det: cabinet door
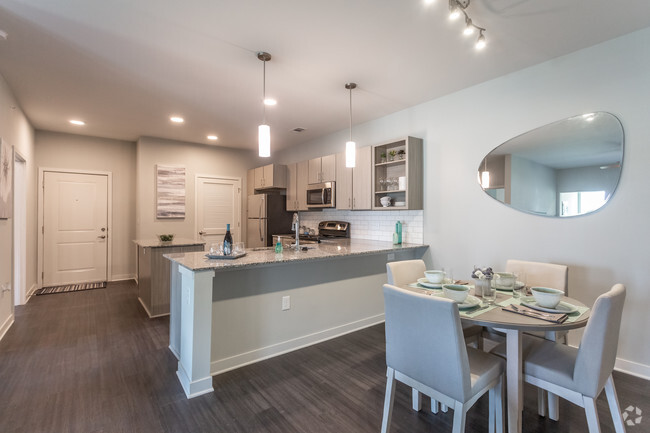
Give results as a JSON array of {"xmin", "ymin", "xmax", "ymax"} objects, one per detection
[
  {"xmin": 335, "ymin": 152, "xmax": 352, "ymax": 210},
  {"xmin": 353, "ymin": 146, "xmax": 372, "ymax": 210},
  {"xmin": 308, "ymin": 157, "xmax": 321, "ymax": 184},
  {"xmin": 297, "ymin": 160, "xmax": 309, "ymax": 210},
  {"xmin": 254, "ymin": 166, "xmax": 265, "ymax": 188},
  {"xmin": 286, "ymin": 163, "xmax": 298, "ymax": 211},
  {"xmin": 321, "ymin": 154, "xmax": 336, "ymax": 182},
  {"xmin": 247, "ymin": 168, "xmax": 255, "ymax": 195}
]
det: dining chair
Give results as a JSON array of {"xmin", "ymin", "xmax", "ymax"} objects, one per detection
[
  {"xmin": 521, "ymin": 283, "xmax": 626, "ymax": 433},
  {"xmin": 488, "ymin": 259, "xmax": 569, "ymax": 418},
  {"xmin": 381, "ymin": 284, "xmax": 504, "ymax": 433},
  {"xmin": 386, "ymin": 260, "xmax": 484, "ymax": 414}
]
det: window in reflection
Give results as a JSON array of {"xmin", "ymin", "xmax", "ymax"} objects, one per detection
[{"xmin": 560, "ymin": 191, "xmax": 607, "ymax": 217}]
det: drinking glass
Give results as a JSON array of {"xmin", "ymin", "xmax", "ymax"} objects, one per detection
[
  {"xmin": 209, "ymin": 242, "xmax": 223, "ymax": 256},
  {"xmin": 513, "ymin": 272, "xmax": 526, "ymax": 299},
  {"xmin": 442, "ymin": 267, "xmax": 453, "ymax": 284},
  {"xmin": 234, "ymin": 242, "xmax": 245, "ymax": 255},
  {"xmin": 483, "ymin": 283, "xmax": 496, "ymax": 305},
  {"xmin": 379, "ymin": 177, "xmax": 385, "ymax": 191}
]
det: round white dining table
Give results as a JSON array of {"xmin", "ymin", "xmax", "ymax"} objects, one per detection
[{"xmin": 460, "ymin": 290, "xmax": 590, "ymax": 433}]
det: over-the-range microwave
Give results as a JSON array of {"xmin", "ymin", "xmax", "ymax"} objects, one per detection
[{"xmin": 306, "ymin": 182, "xmax": 335, "ymax": 208}]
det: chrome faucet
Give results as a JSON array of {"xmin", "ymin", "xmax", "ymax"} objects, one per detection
[{"xmin": 292, "ymin": 212, "xmax": 300, "ymax": 249}]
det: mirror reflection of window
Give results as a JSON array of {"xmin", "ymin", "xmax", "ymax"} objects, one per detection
[{"xmin": 559, "ymin": 191, "xmax": 607, "ymax": 217}]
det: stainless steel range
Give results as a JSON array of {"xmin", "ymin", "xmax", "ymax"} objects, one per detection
[{"xmin": 272, "ymin": 220, "xmax": 350, "ymax": 246}]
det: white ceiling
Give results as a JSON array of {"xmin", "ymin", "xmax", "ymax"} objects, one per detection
[{"xmin": 1, "ymin": 0, "xmax": 650, "ymax": 152}]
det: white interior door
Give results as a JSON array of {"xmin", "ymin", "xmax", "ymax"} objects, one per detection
[
  {"xmin": 196, "ymin": 176, "xmax": 241, "ymax": 246},
  {"xmin": 43, "ymin": 172, "xmax": 108, "ymax": 286},
  {"xmin": 13, "ymin": 155, "xmax": 26, "ymax": 304}
]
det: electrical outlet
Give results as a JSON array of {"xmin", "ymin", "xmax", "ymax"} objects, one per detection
[
  {"xmin": 282, "ymin": 295, "xmax": 290, "ymax": 311},
  {"xmin": 387, "ymin": 253, "xmax": 395, "ymax": 261}
]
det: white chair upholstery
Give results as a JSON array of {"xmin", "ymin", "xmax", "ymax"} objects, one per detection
[
  {"xmin": 381, "ymin": 284, "xmax": 504, "ymax": 433},
  {"xmin": 386, "ymin": 260, "xmax": 483, "ymax": 414},
  {"xmin": 522, "ymin": 284, "xmax": 626, "ymax": 433}
]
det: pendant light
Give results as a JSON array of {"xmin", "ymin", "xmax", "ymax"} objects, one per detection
[
  {"xmin": 481, "ymin": 158, "xmax": 490, "ymax": 189},
  {"xmin": 257, "ymin": 52, "xmax": 272, "ymax": 157},
  {"xmin": 345, "ymin": 83, "xmax": 357, "ymax": 168}
]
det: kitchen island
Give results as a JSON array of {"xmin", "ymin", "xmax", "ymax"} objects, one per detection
[{"xmin": 165, "ymin": 239, "xmax": 428, "ymax": 398}]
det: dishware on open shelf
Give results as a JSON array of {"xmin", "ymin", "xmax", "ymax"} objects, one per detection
[
  {"xmin": 380, "ymin": 196, "xmax": 392, "ymax": 207},
  {"xmin": 531, "ymin": 286, "xmax": 564, "ymax": 308}
]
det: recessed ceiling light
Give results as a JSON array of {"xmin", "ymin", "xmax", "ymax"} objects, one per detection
[
  {"xmin": 170, "ymin": 116, "xmax": 184, "ymax": 123},
  {"xmin": 207, "ymin": 135, "xmax": 218, "ymax": 140},
  {"xmin": 69, "ymin": 119, "xmax": 85, "ymax": 126},
  {"xmin": 263, "ymin": 98, "xmax": 277, "ymax": 106}
]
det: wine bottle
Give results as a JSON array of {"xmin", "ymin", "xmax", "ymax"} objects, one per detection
[{"xmin": 223, "ymin": 224, "xmax": 233, "ymax": 255}]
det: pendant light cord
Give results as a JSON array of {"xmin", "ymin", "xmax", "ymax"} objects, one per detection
[
  {"xmin": 348, "ymin": 87, "xmax": 353, "ymax": 141},
  {"xmin": 262, "ymin": 59, "xmax": 266, "ymax": 124}
]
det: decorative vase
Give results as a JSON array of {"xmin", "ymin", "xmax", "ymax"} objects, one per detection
[{"xmin": 473, "ymin": 278, "xmax": 491, "ymax": 297}]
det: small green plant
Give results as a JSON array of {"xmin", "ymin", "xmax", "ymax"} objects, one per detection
[
  {"xmin": 159, "ymin": 234, "xmax": 174, "ymax": 242},
  {"xmin": 389, "ymin": 150, "xmax": 397, "ymax": 157},
  {"xmin": 397, "ymin": 149, "xmax": 406, "ymax": 157}
]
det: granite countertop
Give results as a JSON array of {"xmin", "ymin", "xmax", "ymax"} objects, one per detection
[
  {"xmin": 133, "ymin": 238, "xmax": 206, "ymax": 248},
  {"xmin": 164, "ymin": 239, "xmax": 428, "ymax": 272}
]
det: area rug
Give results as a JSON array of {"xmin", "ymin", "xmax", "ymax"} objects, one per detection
[{"xmin": 35, "ymin": 281, "xmax": 107, "ymax": 295}]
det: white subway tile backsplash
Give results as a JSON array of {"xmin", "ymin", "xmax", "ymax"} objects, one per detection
[{"xmin": 298, "ymin": 209, "xmax": 424, "ymax": 244}]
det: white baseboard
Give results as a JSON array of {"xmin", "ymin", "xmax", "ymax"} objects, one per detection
[
  {"xmin": 110, "ymin": 274, "xmax": 135, "ymax": 282},
  {"xmin": 615, "ymin": 358, "xmax": 650, "ymax": 380},
  {"xmin": 0, "ymin": 313, "xmax": 15, "ymax": 342},
  {"xmin": 25, "ymin": 283, "xmax": 38, "ymax": 301},
  {"xmin": 210, "ymin": 314, "xmax": 385, "ymax": 376}
]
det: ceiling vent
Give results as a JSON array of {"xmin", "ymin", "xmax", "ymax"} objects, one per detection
[{"xmin": 292, "ymin": 127, "xmax": 306, "ymax": 132}]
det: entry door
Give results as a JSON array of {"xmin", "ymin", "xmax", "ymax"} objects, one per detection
[
  {"xmin": 196, "ymin": 176, "xmax": 241, "ymax": 246},
  {"xmin": 43, "ymin": 172, "xmax": 108, "ymax": 285}
]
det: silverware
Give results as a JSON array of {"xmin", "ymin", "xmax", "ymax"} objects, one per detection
[{"xmin": 510, "ymin": 304, "xmax": 554, "ymax": 318}]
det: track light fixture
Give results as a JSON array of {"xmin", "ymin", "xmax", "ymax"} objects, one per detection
[{"xmin": 448, "ymin": 0, "xmax": 487, "ymax": 50}]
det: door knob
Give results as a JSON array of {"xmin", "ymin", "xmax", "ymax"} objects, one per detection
[{"xmin": 98, "ymin": 235, "xmax": 106, "ymax": 239}]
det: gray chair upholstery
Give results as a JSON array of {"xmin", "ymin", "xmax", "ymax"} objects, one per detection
[
  {"xmin": 386, "ymin": 260, "xmax": 483, "ymax": 414},
  {"xmin": 381, "ymin": 284, "xmax": 504, "ymax": 433},
  {"xmin": 522, "ymin": 284, "xmax": 626, "ymax": 433}
]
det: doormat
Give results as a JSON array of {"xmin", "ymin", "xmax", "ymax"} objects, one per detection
[{"xmin": 35, "ymin": 281, "xmax": 107, "ymax": 295}]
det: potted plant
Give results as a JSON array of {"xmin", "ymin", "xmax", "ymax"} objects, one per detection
[
  {"xmin": 471, "ymin": 266, "xmax": 494, "ymax": 298},
  {"xmin": 380, "ymin": 152, "xmax": 387, "ymax": 163},
  {"xmin": 397, "ymin": 149, "xmax": 406, "ymax": 160},
  {"xmin": 388, "ymin": 150, "xmax": 397, "ymax": 161}
]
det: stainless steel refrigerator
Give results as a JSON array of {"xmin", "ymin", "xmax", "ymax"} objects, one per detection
[{"xmin": 247, "ymin": 194, "xmax": 293, "ymax": 248}]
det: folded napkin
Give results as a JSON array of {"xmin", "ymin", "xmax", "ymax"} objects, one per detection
[{"xmin": 502, "ymin": 304, "xmax": 568, "ymax": 323}]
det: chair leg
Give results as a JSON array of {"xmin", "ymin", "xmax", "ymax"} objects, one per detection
[
  {"xmin": 489, "ymin": 386, "xmax": 495, "ymax": 433},
  {"xmin": 452, "ymin": 401, "xmax": 466, "ymax": 433},
  {"xmin": 412, "ymin": 388, "xmax": 422, "ymax": 412},
  {"xmin": 441, "ymin": 403, "xmax": 449, "ymax": 413},
  {"xmin": 495, "ymin": 376, "xmax": 505, "ymax": 433},
  {"xmin": 548, "ymin": 392, "xmax": 560, "ymax": 421},
  {"xmin": 431, "ymin": 397, "xmax": 440, "ymax": 414},
  {"xmin": 584, "ymin": 396, "xmax": 602, "ymax": 433},
  {"xmin": 537, "ymin": 388, "xmax": 547, "ymax": 417},
  {"xmin": 381, "ymin": 368, "xmax": 396, "ymax": 433},
  {"xmin": 604, "ymin": 375, "xmax": 626, "ymax": 433}
]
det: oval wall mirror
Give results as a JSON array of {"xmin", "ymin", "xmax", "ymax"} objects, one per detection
[{"xmin": 478, "ymin": 112, "xmax": 624, "ymax": 217}]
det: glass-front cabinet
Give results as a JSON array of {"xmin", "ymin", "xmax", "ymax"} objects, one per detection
[{"xmin": 372, "ymin": 136, "xmax": 423, "ymax": 210}]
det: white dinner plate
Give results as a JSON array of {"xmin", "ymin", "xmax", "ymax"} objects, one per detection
[
  {"xmin": 417, "ymin": 278, "xmax": 443, "ymax": 289},
  {"xmin": 521, "ymin": 299, "xmax": 578, "ymax": 314},
  {"xmin": 453, "ymin": 295, "xmax": 481, "ymax": 310}
]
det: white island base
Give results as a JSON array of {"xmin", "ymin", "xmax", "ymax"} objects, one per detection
[{"xmin": 166, "ymin": 240, "xmax": 428, "ymax": 398}]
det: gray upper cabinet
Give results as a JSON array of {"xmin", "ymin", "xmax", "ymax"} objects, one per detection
[
  {"xmin": 335, "ymin": 146, "xmax": 372, "ymax": 210},
  {"xmin": 372, "ymin": 137, "xmax": 423, "ymax": 210},
  {"xmin": 308, "ymin": 154, "xmax": 336, "ymax": 184},
  {"xmin": 250, "ymin": 164, "xmax": 287, "ymax": 190}
]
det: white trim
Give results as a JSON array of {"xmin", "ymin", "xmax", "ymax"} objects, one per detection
[
  {"xmin": 210, "ymin": 314, "xmax": 385, "ymax": 376},
  {"xmin": 13, "ymin": 149, "xmax": 27, "ymax": 306},
  {"xmin": 38, "ymin": 168, "xmax": 113, "ymax": 288},
  {"xmin": 194, "ymin": 174, "xmax": 242, "ymax": 242},
  {"xmin": 614, "ymin": 357, "xmax": 650, "ymax": 380},
  {"xmin": 26, "ymin": 283, "xmax": 37, "ymax": 301},
  {"xmin": 0, "ymin": 313, "xmax": 14, "ymax": 342},
  {"xmin": 110, "ymin": 274, "xmax": 135, "ymax": 282}
]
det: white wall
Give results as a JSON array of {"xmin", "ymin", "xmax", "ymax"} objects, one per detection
[
  {"xmin": 0, "ymin": 74, "xmax": 35, "ymax": 338},
  {"xmin": 135, "ymin": 137, "xmax": 255, "ymax": 242},
  {"xmin": 278, "ymin": 28, "xmax": 650, "ymax": 378},
  {"xmin": 511, "ymin": 155, "xmax": 556, "ymax": 216},
  {"xmin": 35, "ymin": 131, "xmax": 137, "ymax": 280}
]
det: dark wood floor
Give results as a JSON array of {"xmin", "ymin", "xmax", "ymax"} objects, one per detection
[{"xmin": 0, "ymin": 280, "xmax": 647, "ymax": 433}]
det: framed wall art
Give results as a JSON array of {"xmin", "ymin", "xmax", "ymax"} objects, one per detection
[{"xmin": 156, "ymin": 164, "xmax": 185, "ymax": 219}]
